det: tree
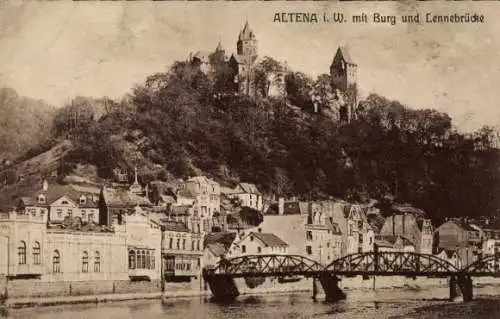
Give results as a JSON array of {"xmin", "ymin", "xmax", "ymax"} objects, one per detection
[{"xmin": 285, "ymin": 71, "xmax": 314, "ymax": 110}]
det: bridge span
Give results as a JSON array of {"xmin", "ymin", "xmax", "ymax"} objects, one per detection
[{"xmin": 202, "ymin": 252, "xmax": 500, "ymax": 302}]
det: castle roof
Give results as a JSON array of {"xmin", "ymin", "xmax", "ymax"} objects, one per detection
[
  {"xmin": 337, "ymin": 46, "xmax": 356, "ymax": 66},
  {"xmin": 239, "ymin": 21, "xmax": 255, "ymax": 40}
]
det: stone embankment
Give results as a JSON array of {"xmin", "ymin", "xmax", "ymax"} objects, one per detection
[{"xmin": 3, "ymin": 277, "xmax": 500, "ymax": 309}]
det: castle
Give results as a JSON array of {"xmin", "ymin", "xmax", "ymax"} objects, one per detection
[{"xmin": 188, "ymin": 21, "xmax": 359, "ymax": 122}]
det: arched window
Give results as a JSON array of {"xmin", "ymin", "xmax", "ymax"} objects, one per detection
[
  {"xmin": 128, "ymin": 250, "xmax": 136, "ymax": 269},
  {"xmin": 52, "ymin": 250, "xmax": 61, "ymax": 273},
  {"xmin": 182, "ymin": 239, "xmax": 186, "ymax": 250},
  {"xmin": 18, "ymin": 241, "xmax": 26, "ymax": 265},
  {"xmin": 82, "ymin": 251, "xmax": 89, "ymax": 273},
  {"xmin": 33, "ymin": 241, "xmax": 41, "ymax": 265},
  {"xmin": 94, "ymin": 251, "xmax": 100, "ymax": 272},
  {"xmin": 196, "ymin": 240, "xmax": 200, "ymax": 251}
]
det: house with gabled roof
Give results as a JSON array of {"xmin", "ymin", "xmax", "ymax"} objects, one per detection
[{"xmin": 229, "ymin": 230, "xmax": 289, "ymax": 256}]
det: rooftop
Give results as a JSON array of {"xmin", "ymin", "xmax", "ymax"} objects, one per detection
[{"xmin": 250, "ymin": 232, "xmax": 288, "ymax": 247}]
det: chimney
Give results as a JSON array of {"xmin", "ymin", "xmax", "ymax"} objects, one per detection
[
  {"xmin": 42, "ymin": 179, "xmax": 49, "ymax": 192},
  {"xmin": 278, "ymin": 197, "xmax": 285, "ymax": 216}
]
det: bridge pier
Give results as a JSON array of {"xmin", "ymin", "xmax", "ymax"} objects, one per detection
[
  {"xmin": 318, "ymin": 274, "xmax": 346, "ymax": 302},
  {"xmin": 204, "ymin": 274, "xmax": 240, "ymax": 301},
  {"xmin": 449, "ymin": 276, "xmax": 459, "ymax": 300},
  {"xmin": 459, "ymin": 276, "xmax": 473, "ymax": 302}
]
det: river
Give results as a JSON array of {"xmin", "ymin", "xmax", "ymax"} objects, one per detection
[{"xmin": 3, "ymin": 285, "xmax": 500, "ymax": 319}]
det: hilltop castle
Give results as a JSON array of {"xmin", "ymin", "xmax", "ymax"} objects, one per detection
[{"xmin": 188, "ymin": 21, "xmax": 359, "ymax": 122}]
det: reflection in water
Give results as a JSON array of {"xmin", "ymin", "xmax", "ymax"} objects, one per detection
[{"xmin": 4, "ymin": 286, "xmax": 500, "ymax": 319}]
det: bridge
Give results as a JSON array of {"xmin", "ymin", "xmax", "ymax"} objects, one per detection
[{"xmin": 203, "ymin": 252, "xmax": 500, "ymax": 302}]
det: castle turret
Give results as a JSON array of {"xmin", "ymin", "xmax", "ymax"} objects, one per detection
[
  {"xmin": 330, "ymin": 46, "xmax": 358, "ymax": 122},
  {"xmin": 237, "ymin": 21, "xmax": 258, "ymax": 64}
]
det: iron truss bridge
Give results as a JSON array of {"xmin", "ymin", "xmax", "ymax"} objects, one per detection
[{"xmin": 204, "ymin": 252, "xmax": 500, "ymax": 278}]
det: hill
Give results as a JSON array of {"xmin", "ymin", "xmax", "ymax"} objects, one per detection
[
  {"xmin": 1, "ymin": 59, "xmax": 499, "ymax": 222},
  {"xmin": 0, "ymin": 86, "xmax": 56, "ymax": 162}
]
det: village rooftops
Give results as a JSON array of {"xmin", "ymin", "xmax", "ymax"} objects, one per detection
[
  {"xmin": 101, "ymin": 186, "xmax": 152, "ymax": 207},
  {"xmin": 232, "ymin": 183, "xmax": 261, "ymax": 195},
  {"xmin": 204, "ymin": 231, "xmax": 237, "ymax": 249},
  {"xmin": 390, "ymin": 203, "xmax": 426, "ymax": 218},
  {"xmin": 248, "ymin": 232, "xmax": 289, "ymax": 247},
  {"xmin": 20, "ymin": 182, "xmax": 99, "ymax": 209},
  {"xmin": 206, "ymin": 243, "xmax": 227, "ymax": 257}
]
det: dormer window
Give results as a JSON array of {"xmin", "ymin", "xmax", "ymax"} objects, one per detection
[
  {"xmin": 37, "ymin": 194, "xmax": 46, "ymax": 204},
  {"xmin": 79, "ymin": 196, "xmax": 86, "ymax": 205}
]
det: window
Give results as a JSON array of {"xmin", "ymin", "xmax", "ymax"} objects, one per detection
[
  {"xmin": 306, "ymin": 231, "xmax": 313, "ymax": 240},
  {"xmin": 250, "ymin": 236, "xmax": 254, "ymax": 241},
  {"xmin": 146, "ymin": 251, "xmax": 151, "ymax": 269},
  {"xmin": 82, "ymin": 210, "xmax": 86, "ymax": 219},
  {"xmin": 52, "ymin": 250, "xmax": 61, "ymax": 273},
  {"xmin": 88, "ymin": 213, "xmax": 94, "ymax": 222},
  {"xmin": 151, "ymin": 253, "xmax": 155, "ymax": 270},
  {"xmin": 94, "ymin": 251, "xmax": 101, "ymax": 272},
  {"xmin": 82, "ymin": 251, "xmax": 89, "ymax": 273},
  {"xmin": 169, "ymin": 238, "xmax": 173, "ymax": 249},
  {"xmin": 197, "ymin": 240, "xmax": 200, "ymax": 251},
  {"xmin": 57, "ymin": 209, "xmax": 62, "ymax": 218},
  {"xmin": 191, "ymin": 240, "xmax": 195, "ymax": 251},
  {"xmin": 177, "ymin": 239, "xmax": 180, "ymax": 250},
  {"xmin": 242, "ymin": 245, "xmax": 246, "ymax": 253},
  {"xmin": 306, "ymin": 245, "xmax": 312, "ymax": 255},
  {"xmin": 182, "ymin": 239, "xmax": 186, "ymax": 250},
  {"xmin": 67, "ymin": 209, "xmax": 73, "ymax": 218},
  {"xmin": 33, "ymin": 241, "xmax": 41, "ymax": 265},
  {"xmin": 18, "ymin": 241, "xmax": 26, "ymax": 265},
  {"xmin": 257, "ymin": 247, "xmax": 262, "ymax": 253},
  {"xmin": 38, "ymin": 194, "xmax": 46, "ymax": 204},
  {"xmin": 61, "ymin": 200, "xmax": 69, "ymax": 205}
]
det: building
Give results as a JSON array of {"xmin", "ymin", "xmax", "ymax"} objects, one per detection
[
  {"xmin": 149, "ymin": 209, "xmax": 204, "ymax": 282},
  {"xmin": 379, "ymin": 206, "xmax": 433, "ymax": 255},
  {"xmin": 99, "ymin": 184, "xmax": 152, "ymax": 226},
  {"xmin": 482, "ymin": 227, "xmax": 500, "ymax": 256},
  {"xmin": 203, "ymin": 231, "xmax": 237, "ymax": 269},
  {"xmin": 305, "ymin": 202, "xmax": 342, "ymax": 265},
  {"xmin": 329, "ymin": 46, "xmax": 358, "ymax": 122},
  {"xmin": 229, "ymin": 230, "xmax": 288, "ymax": 256},
  {"xmin": 177, "ymin": 176, "xmax": 220, "ymax": 220},
  {"xmin": 0, "ymin": 203, "xmax": 161, "ymax": 285},
  {"xmin": 375, "ymin": 235, "xmax": 415, "ymax": 253},
  {"xmin": 435, "ymin": 219, "xmax": 482, "ymax": 267},
  {"xmin": 435, "ymin": 248, "xmax": 461, "ymax": 268},
  {"xmin": 224, "ymin": 182, "xmax": 263, "ymax": 212}
]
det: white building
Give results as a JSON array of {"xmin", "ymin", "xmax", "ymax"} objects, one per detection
[{"xmin": 229, "ymin": 231, "xmax": 288, "ymax": 256}]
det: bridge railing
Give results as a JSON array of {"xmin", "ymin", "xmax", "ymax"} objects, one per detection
[{"xmin": 205, "ymin": 251, "xmax": 500, "ymax": 277}]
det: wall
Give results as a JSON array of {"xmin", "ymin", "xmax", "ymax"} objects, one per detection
[
  {"xmin": 5, "ymin": 279, "xmax": 162, "ymax": 299},
  {"xmin": 43, "ymin": 229, "xmax": 128, "ymax": 282},
  {"xmin": 125, "ymin": 211, "xmax": 162, "ymax": 280}
]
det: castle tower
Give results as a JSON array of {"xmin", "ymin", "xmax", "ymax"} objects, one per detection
[
  {"xmin": 329, "ymin": 46, "xmax": 358, "ymax": 122},
  {"xmin": 237, "ymin": 21, "xmax": 258, "ymax": 64}
]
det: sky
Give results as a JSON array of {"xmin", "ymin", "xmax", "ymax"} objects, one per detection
[{"xmin": 0, "ymin": 1, "xmax": 499, "ymax": 133}]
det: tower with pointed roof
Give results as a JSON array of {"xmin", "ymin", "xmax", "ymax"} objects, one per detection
[
  {"xmin": 329, "ymin": 46, "xmax": 358, "ymax": 122},
  {"xmin": 237, "ymin": 21, "xmax": 258, "ymax": 64}
]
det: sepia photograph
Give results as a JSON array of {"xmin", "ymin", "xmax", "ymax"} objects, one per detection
[{"xmin": 0, "ymin": 1, "xmax": 499, "ymax": 318}]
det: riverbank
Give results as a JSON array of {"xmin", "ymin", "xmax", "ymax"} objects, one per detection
[
  {"xmin": 390, "ymin": 296, "xmax": 500, "ymax": 319},
  {"xmin": 3, "ymin": 277, "xmax": 500, "ymax": 309}
]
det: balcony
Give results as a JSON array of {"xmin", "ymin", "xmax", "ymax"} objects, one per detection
[{"xmin": 15, "ymin": 264, "xmax": 44, "ymax": 277}]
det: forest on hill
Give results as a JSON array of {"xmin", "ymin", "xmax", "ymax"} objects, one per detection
[
  {"xmin": 2, "ymin": 56, "xmax": 500, "ymax": 222},
  {"xmin": 0, "ymin": 86, "xmax": 56, "ymax": 162}
]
